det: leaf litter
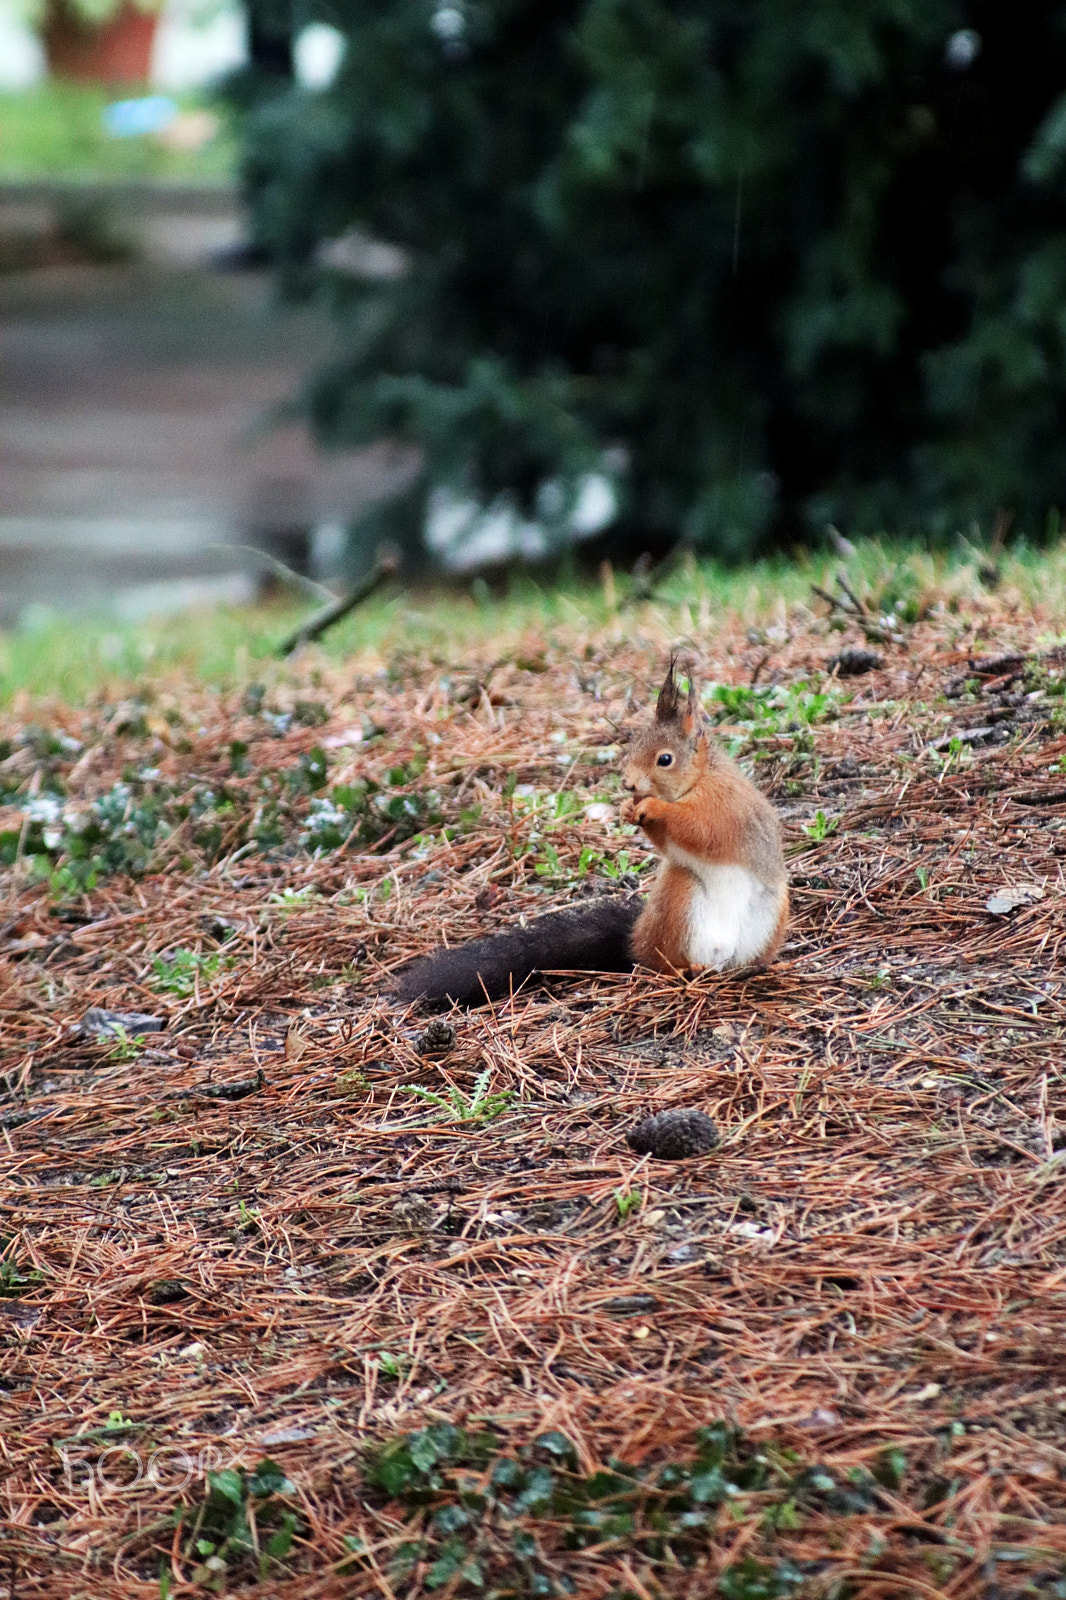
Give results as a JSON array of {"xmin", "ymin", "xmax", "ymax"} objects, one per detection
[{"xmin": 1, "ymin": 587, "xmax": 1066, "ymax": 1596}]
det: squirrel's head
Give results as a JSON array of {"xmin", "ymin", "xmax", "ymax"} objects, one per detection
[{"xmin": 622, "ymin": 656, "xmax": 709, "ymax": 801}]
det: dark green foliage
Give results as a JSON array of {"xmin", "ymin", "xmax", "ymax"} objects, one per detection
[
  {"xmin": 352, "ymin": 1421, "xmax": 886, "ymax": 1593},
  {"xmin": 0, "ymin": 1237, "xmax": 44, "ymax": 1297},
  {"xmin": 238, "ymin": 1, "xmax": 1066, "ymax": 562},
  {"xmin": 295, "ymin": 745, "xmax": 329, "ymax": 791},
  {"xmin": 718, "ymin": 1557, "xmax": 807, "ymax": 1600},
  {"xmin": 173, "ymin": 1457, "xmax": 302, "ymax": 1589},
  {"xmin": 1, "ymin": 781, "xmax": 167, "ymax": 894},
  {"xmin": 873, "ymin": 1446, "xmax": 909, "ymax": 1490},
  {"xmin": 302, "ymin": 771, "xmax": 444, "ymax": 850},
  {"xmin": 3, "ymin": 746, "xmax": 446, "ymax": 895}
]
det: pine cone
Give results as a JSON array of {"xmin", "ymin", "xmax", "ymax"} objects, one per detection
[
  {"xmin": 626, "ymin": 1108, "xmax": 720, "ymax": 1161},
  {"xmin": 416, "ymin": 1018, "xmax": 458, "ymax": 1055}
]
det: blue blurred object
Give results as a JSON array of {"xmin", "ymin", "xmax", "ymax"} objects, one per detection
[{"xmin": 103, "ymin": 96, "xmax": 179, "ymax": 139}]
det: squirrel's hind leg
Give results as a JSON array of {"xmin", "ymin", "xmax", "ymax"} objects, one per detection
[
  {"xmin": 629, "ymin": 864, "xmax": 693, "ymax": 972},
  {"xmin": 751, "ymin": 890, "xmax": 789, "ymax": 969}
]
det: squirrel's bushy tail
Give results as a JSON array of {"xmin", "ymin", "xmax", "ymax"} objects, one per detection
[{"xmin": 394, "ymin": 894, "xmax": 642, "ymax": 1008}]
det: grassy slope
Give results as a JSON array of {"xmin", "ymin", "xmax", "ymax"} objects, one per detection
[{"xmin": 5, "ymin": 537, "xmax": 1066, "ymax": 708}]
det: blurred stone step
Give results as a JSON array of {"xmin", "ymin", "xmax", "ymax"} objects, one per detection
[{"xmin": 0, "ymin": 258, "xmax": 417, "ymax": 621}]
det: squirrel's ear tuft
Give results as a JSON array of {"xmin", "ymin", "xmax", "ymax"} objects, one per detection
[
  {"xmin": 655, "ymin": 654, "xmax": 683, "ymax": 724},
  {"xmin": 680, "ymin": 669, "xmax": 700, "ymax": 736}
]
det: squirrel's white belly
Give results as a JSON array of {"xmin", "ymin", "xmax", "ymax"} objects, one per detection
[{"xmin": 667, "ymin": 848, "xmax": 781, "ymax": 969}]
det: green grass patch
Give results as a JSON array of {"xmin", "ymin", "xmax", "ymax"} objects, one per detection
[
  {"xmin": 4, "ymin": 535, "xmax": 1064, "ymax": 709},
  {"xmin": 0, "ymin": 81, "xmax": 236, "ymax": 184}
]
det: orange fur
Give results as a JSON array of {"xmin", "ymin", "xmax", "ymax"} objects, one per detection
[
  {"xmin": 621, "ymin": 659, "xmax": 789, "ymax": 974},
  {"xmin": 629, "ymin": 863, "xmax": 695, "ymax": 971}
]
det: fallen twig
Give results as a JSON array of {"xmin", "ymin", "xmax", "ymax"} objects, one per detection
[{"xmin": 277, "ymin": 554, "xmax": 399, "ymax": 656}]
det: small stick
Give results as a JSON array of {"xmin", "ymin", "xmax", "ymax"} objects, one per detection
[
  {"xmin": 835, "ymin": 568, "xmax": 870, "ymax": 617},
  {"xmin": 277, "ymin": 554, "xmax": 399, "ymax": 656},
  {"xmin": 164, "ymin": 1070, "xmax": 265, "ymax": 1103},
  {"xmin": 810, "ymin": 582, "xmax": 854, "ymax": 616},
  {"xmin": 621, "ymin": 542, "xmax": 694, "ymax": 608}
]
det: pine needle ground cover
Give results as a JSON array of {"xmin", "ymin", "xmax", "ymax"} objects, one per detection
[{"xmin": 2, "ymin": 558, "xmax": 1066, "ymax": 1598}]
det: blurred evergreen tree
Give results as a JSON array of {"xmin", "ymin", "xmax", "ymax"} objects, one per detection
[{"xmin": 237, "ymin": 0, "xmax": 1066, "ymax": 566}]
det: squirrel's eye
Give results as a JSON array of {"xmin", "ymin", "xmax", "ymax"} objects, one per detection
[{"xmin": 657, "ymin": 752, "xmax": 673, "ymax": 767}]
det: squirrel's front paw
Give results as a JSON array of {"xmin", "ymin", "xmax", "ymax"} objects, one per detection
[{"xmin": 622, "ymin": 795, "xmax": 664, "ymax": 828}]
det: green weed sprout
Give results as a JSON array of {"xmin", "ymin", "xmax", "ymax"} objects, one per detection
[
  {"xmin": 802, "ymin": 810, "xmax": 837, "ymax": 842},
  {"xmin": 402, "ymin": 1069, "xmax": 514, "ymax": 1124},
  {"xmin": 106, "ymin": 1024, "xmax": 146, "ymax": 1060},
  {"xmin": 150, "ymin": 948, "xmax": 223, "ymax": 997}
]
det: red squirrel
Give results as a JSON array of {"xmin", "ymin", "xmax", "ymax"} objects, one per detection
[
  {"xmin": 620, "ymin": 659, "xmax": 788, "ymax": 973},
  {"xmin": 395, "ymin": 657, "xmax": 787, "ymax": 1006}
]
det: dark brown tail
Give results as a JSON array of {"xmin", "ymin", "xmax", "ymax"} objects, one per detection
[{"xmin": 393, "ymin": 894, "xmax": 643, "ymax": 1008}]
